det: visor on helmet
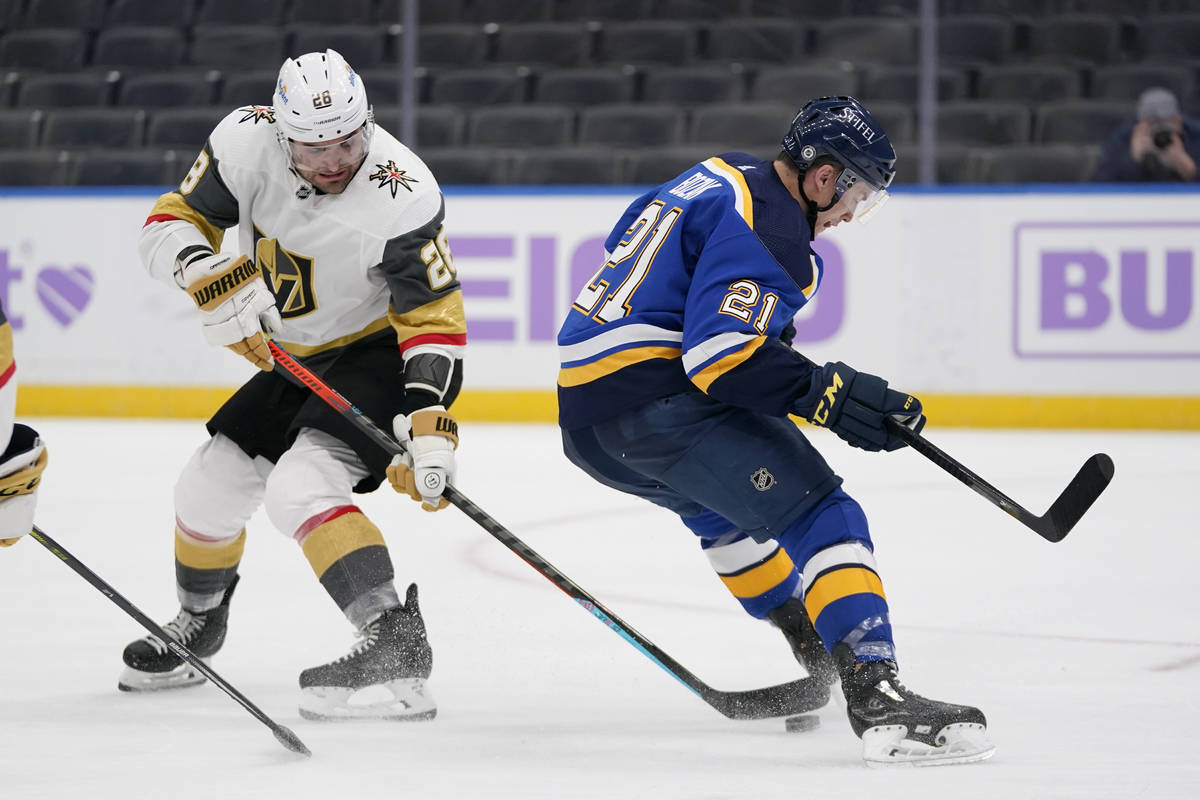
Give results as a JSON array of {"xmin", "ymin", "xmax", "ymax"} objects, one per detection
[
  {"xmin": 835, "ymin": 165, "xmax": 890, "ymax": 222},
  {"xmin": 286, "ymin": 124, "xmax": 372, "ymax": 174}
]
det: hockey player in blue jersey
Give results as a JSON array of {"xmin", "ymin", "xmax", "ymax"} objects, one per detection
[{"xmin": 557, "ymin": 97, "xmax": 994, "ymax": 766}]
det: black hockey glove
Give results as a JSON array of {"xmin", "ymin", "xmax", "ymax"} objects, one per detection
[{"xmin": 793, "ymin": 361, "xmax": 925, "ymax": 452}]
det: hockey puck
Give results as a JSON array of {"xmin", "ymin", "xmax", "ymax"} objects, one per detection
[{"xmin": 785, "ymin": 714, "xmax": 820, "ymax": 733}]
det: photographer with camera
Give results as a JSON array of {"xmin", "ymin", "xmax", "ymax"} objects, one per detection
[{"xmin": 1092, "ymin": 87, "xmax": 1199, "ymax": 182}]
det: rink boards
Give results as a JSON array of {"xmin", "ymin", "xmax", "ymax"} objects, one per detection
[{"xmin": 2, "ymin": 184, "xmax": 1197, "ymax": 429}]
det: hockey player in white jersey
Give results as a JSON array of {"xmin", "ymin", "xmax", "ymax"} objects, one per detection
[
  {"xmin": 558, "ymin": 97, "xmax": 993, "ymax": 765},
  {"xmin": 120, "ymin": 49, "xmax": 465, "ymax": 722},
  {"xmin": 0, "ymin": 297, "xmax": 48, "ymax": 549}
]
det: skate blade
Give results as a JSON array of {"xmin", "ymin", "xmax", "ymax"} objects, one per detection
[
  {"xmin": 861, "ymin": 722, "xmax": 996, "ymax": 767},
  {"xmin": 117, "ymin": 660, "xmax": 209, "ymax": 692},
  {"xmin": 298, "ymin": 677, "xmax": 437, "ymax": 722}
]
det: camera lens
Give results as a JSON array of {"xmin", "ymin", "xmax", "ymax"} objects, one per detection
[{"xmin": 1153, "ymin": 128, "xmax": 1174, "ymax": 148}]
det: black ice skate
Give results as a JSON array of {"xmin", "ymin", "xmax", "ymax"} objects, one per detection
[
  {"xmin": 118, "ymin": 575, "xmax": 239, "ymax": 692},
  {"xmin": 767, "ymin": 598, "xmax": 838, "ymax": 690},
  {"xmin": 298, "ymin": 583, "xmax": 436, "ymax": 722},
  {"xmin": 837, "ymin": 645, "xmax": 995, "ymax": 766}
]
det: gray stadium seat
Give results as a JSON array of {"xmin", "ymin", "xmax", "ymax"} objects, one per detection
[
  {"xmin": 748, "ymin": 64, "xmax": 858, "ymax": 104},
  {"xmin": 975, "ymin": 64, "xmax": 1082, "ymax": 102},
  {"xmin": 106, "ymin": 0, "xmax": 196, "ymax": 27},
  {"xmin": 858, "ymin": 66, "xmax": 968, "ymax": 104},
  {"xmin": 375, "ymin": 0, "xmax": 465, "ymax": 25},
  {"xmin": 810, "ymin": 18, "xmax": 917, "ymax": 65},
  {"xmin": 748, "ymin": 0, "xmax": 844, "ymax": 16},
  {"xmin": 973, "ymin": 144, "xmax": 1098, "ymax": 184},
  {"xmin": 621, "ymin": 145, "xmax": 715, "ymax": 185},
  {"xmin": 18, "ymin": 0, "xmax": 106, "ymax": 30},
  {"xmin": 641, "ymin": 65, "xmax": 745, "ymax": 106},
  {"xmin": 492, "ymin": 22, "xmax": 593, "ymax": 67},
  {"xmin": 415, "ymin": 25, "xmax": 490, "ymax": 68},
  {"xmin": 687, "ymin": 102, "xmax": 792, "ymax": 152},
  {"xmin": 0, "ymin": 29, "xmax": 88, "ymax": 71},
  {"xmin": 578, "ymin": 104, "xmax": 686, "ymax": 147},
  {"xmin": 16, "ymin": 72, "xmax": 117, "ymax": 108},
  {"xmin": 218, "ymin": 70, "xmax": 278, "ymax": 107},
  {"xmin": 1033, "ymin": 100, "xmax": 1129, "ymax": 146},
  {"xmin": 92, "ymin": 27, "xmax": 186, "ymax": 70},
  {"xmin": 428, "ymin": 68, "xmax": 529, "ymax": 106},
  {"xmin": 373, "ymin": 105, "xmax": 467, "ymax": 147},
  {"xmin": 555, "ymin": 0, "xmax": 654, "ymax": 20},
  {"xmin": 1136, "ymin": 14, "xmax": 1200, "ymax": 60},
  {"xmin": 119, "ymin": 71, "xmax": 221, "ymax": 108},
  {"xmin": 940, "ymin": 0, "xmax": 1047, "ymax": 13},
  {"xmin": 509, "ymin": 147, "xmax": 620, "ymax": 184},
  {"xmin": 288, "ymin": 0, "xmax": 372, "ymax": 25},
  {"xmin": 357, "ymin": 67, "xmax": 431, "ymax": 105},
  {"xmin": 289, "ymin": 25, "xmax": 386, "ymax": 69},
  {"xmin": 656, "ymin": 0, "xmax": 747, "ymax": 18},
  {"xmin": 1027, "ymin": 14, "xmax": 1122, "ymax": 65},
  {"xmin": 0, "ymin": 108, "xmax": 44, "ymax": 149},
  {"xmin": 465, "ymin": 0, "xmax": 555, "ymax": 23},
  {"xmin": 890, "ymin": 143, "xmax": 974, "ymax": 184},
  {"xmin": 937, "ymin": 101, "xmax": 1031, "ymax": 146},
  {"xmin": 146, "ymin": 107, "xmax": 229, "ymax": 149},
  {"xmin": 418, "ymin": 147, "xmax": 509, "ymax": 184},
  {"xmin": 704, "ymin": 18, "xmax": 807, "ymax": 63},
  {"xmin": 467, "ymin": 105, "xmax": 575, "ymax": 148},
  {"xmin": 41, "ymin": 108, "xmax": 146, "ymax": 149},
  {"xmin": 67, "ymin": 148, "xmax": 179, "ymax": 186},
  {"xmin": 865, "ymin": 101, "xmax": 915, "ymax": 144},
  {"xmin": 533, "ymin": 67, "xmax": 636, "ymax": 105},
  {"xmin": 193, "ymin": 0, "xmax": 286, "ymax": 26},
  {"xmin": 1091, "ymin": 64, "xmax": 1194, "ymax": 104},
  {"xmin": 0, "ymin": 148, "xmax": 70, "ymax": 185},
  {"xmin": 596, "ymin": 21, "xmax": 699, "ymax": 65},
  {"xmin": 936, "ymin": 15, "xmax": 1014, "ymax": 65},
  {"xmin": 187, "ymin": 26, "xmax": 287, "ymax": 71}
]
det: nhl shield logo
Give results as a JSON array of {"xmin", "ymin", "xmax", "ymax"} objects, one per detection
[{"xmin": 750, "ymin": 467, "xmax": 775, "ymax": 492}]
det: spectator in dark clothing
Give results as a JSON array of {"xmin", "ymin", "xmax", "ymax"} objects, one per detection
[{"xmin": 1092, "ymin": 87, "xmax": 1199, "ymax": 182}]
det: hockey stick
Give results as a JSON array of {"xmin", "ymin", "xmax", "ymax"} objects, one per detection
[
  {"xmin": 884, "ymin": 419, "xmax": 1114, "ymax": 543},
  {"xmin": 266, "ymin": 340, "xmax": 829, "ymax": 720},
  {"xmin": 27, "ymin": 525, "xmax": 311, "ymax": 757}
]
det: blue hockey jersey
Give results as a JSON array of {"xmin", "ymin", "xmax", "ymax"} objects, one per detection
[{"xmin": 557, "ymin": 153, "xmax": 823, "ymax": 429}]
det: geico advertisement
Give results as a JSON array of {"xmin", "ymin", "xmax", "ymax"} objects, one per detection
[{"xmin": 1, "ymin": 189, "xmax": 1197, "ymax": 395}]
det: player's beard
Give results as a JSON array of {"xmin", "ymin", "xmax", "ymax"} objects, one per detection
[{"xmin": 299, "ymin": 156, "xmax": 366, "ymax": 195}]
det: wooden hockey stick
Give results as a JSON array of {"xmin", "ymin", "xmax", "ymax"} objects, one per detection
[
  {"xmin": 885, "ymin": 419, "xmax": 1114, "ymax": 543},
  {"xmin": 266, "ymin": 340, "xmax": 830, "ymax": 720},
  {"xmin": 28, "ymin": 525, "xmax": 311, "ymax": 757}
]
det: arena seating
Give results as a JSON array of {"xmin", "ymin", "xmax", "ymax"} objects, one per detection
[{"xmin": 1, "ymin": 0, "xmax": 1198, "ymax": 185}]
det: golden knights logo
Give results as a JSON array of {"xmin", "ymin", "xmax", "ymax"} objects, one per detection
[
  {"xmin": 369, "ymin": 160, "xmax": 418, "ymax": 198},
  {"xmin": 252, "ymin": 226, "xmax": 316, "ymax": 319},
  {"xmin": 237, "ymin": 106, "xmax": 276, "ymax": 125},
  {"xmin": 750, "ymin": 467, "xmax": 775, "ymax": 491}
]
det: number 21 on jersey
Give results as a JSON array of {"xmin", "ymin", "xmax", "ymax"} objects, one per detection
[{"xmin": 573, "ymin": 200, "xmax": 681, "ymax": 323}]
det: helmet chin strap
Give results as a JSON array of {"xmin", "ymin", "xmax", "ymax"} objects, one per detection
[{"xmin": 796, "ymin": 169, "xmax": 838, "ymax": 241}]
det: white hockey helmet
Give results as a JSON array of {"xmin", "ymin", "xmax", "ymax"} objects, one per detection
[{"xmin": 273, "ymin": 49, "xmax": 374, "ymax": 172}]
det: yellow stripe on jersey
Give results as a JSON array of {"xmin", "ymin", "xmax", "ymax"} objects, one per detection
[
  {"xmin": 0, "ymin": 318, "xmax": 13, "ymax": 378},
  {"xmin": 174, "ymin": 528, "xmax": 246, "ymax": 570},
  {"xmin": 557, "ymin": 345, "xmax": 682, "ymax": 387},
  {"xmin": 300, "ymin": 511, "xmax": 386, "ymax": 578},
  {"xmin": 147, "ymin": 191, "xmax": 225, "ymax": 253},
  {"xmin": 388, "ymin": 290, "xmax": 467, "ymax": 344},
  {"xmin": 690, "ymin": 335, "xmax": 766, "ymax": 392},
  {"xmin": 718, "ymin": 547, "xmax": 797, "ymax": 598},
  {"xmin": 704, "ymin": 157, "xmax": 754, "ymax": 229},
  {"xmin": 804, "ymin": 567, "xmax": 887, "ymax": 624},
  {"xmin": 273, "ymin": 316, "xmax": 393, "ymax": 357}
]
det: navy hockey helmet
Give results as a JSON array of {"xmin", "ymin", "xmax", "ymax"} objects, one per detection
[{"xmin": 781, "ymin": 96, "xmax": 896, "ymax": 221}]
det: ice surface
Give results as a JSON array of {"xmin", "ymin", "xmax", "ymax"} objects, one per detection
[{"xmin": 2, "ymin": 420, "xmax": 1196, "ymax": 799}]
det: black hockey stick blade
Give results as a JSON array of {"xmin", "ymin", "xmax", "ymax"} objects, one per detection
[
  {"xmin": 28, "ymin": 526, "xmax": 312, "ymax": 757},
  {"xmin": 267, "ymin": 340, "xmax": 827, "ymax": 720},
  {"xmin": 886, "ymin": 420, "xmax": 1115, "ymax": 542}
]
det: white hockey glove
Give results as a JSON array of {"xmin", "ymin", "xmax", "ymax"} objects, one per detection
[
  {"xmin": 178, "ymin": 253, "xmax": 281, "ymax": 371},
  {"xmin": 386, "ymin": 407, "xmax": 458, "ymax": 512},
  {"xmin": 0, "ymin": 424, "xmax": 47, "ymax": 547}
]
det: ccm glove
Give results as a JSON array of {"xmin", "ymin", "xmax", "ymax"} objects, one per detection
[
  {"xmin": 795, "ymin": 361, "xmax": 925, "ymax": 452},
  {"xmin": 387, "ymin": 407, "xmax": 458, "ymax": 511},
  {"xmin": 179, "ymin": 252, "xmax": 281, "ymax": 371},
  {"xmin": 0, "ymin": 424, "xmax": 47, "ymax": 547}
]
